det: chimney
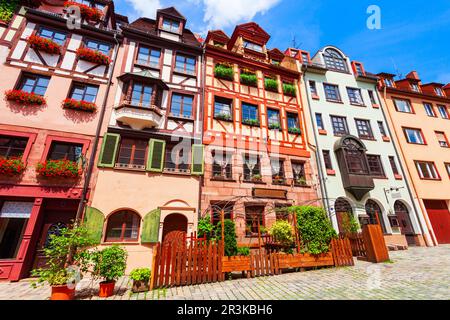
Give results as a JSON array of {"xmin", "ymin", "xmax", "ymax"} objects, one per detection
[{"xmin": 406, "ymin": 71, "xmax": 420, "ymax": 81}]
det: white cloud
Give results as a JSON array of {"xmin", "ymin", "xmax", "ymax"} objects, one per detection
[
  {"xmin": 125, "ymin": 0, "xmax": 162, "ymax": 19},
  {"xmin": 202, "ymin": 0, "xmax": 281, "ymax": 29}
]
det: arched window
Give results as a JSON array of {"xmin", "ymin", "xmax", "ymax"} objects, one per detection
[
  {"xmin": 105, "ymin": 210, "xmax": 141, "ymax": 242},
  {"xmin": 335, "ymin": 198, "xmax": 354, "ymax": 234},
  {"xmin": 365, "ymin": 200, "xmax": 386, "ymax": 233},
  {"xmin": 323, "ymin": 48, "xmax": 348, "ymax": 72},
  {"xmin": 342, "ymin": 138, "xmax": 369, "ymax": 175}
]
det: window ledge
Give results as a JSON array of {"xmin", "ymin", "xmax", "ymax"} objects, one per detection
[
  {"xmin": 326, "ymin": 169, "xmax": 336, "ymax": 176},
  {"xmin": 211, "ymin": 177, "xmax": 236, "ymax": 182},
  {"xmin": 168, "ymin": 114, "xmax": 194, "ymax": 121},
  {"xmin": 173, "ymin": 69, "xmax": 197, "ymax": 78},
  {"xmin": 382, "ymin": 136, "xmax": 391, "ymax": 142},
  {"xmin": 311, "ymin": 94, "xmax": 320, "ymax": 100},
  {"xmin": 372, "ymin": 103, "xmax": 380, "ymax": 109},
  {"xmin": 326, "ymin": 99, "xmax": 343, "ymax": 104},
  {"xmin": 243, "ymin": 180, "xmax": 266, "ymax": 185},
  {"xmin": 163, "ymin": 169, "xmax": 192, "ymax": 176},
  {"xmin": 350, "ymin": 103, "xmax": 366, "ymax": 107},
  {"xmin": 394, "ymin": 174, "xmax": 403, "ymax": 180},
  {"xmin": 213, "ymin": 116, "xmax": 233, "ymax": 123},
  {"xmin": 318, "ymin": 129, "xmax": 327, "ymax": 135},
  {"xmin": 114, "ymin": 165, "xmax": 146, "ymax": 172}
]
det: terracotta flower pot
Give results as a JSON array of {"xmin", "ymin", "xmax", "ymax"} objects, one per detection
[
  {"xmin": 132, "ymin": 280, "xmax": 149, "ymax": 293},
  {"xmin": 99, "ymin": 280, "xmax": 116, "ymax": 297},
  {"xmin": 51, "ymin": 285, "xmax": 75, "ymax": 300}
]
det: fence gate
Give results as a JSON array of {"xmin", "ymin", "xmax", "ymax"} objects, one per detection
[
  {"xmin": 150, "ymin": 239, "xmax": 224, "ymax": 289},
  {"xmin": 331, "ymin": 238, "xmax": 354, "ymax": 267}
]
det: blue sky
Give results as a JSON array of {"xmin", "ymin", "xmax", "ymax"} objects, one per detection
[{"xmin": 114, "ymin": 0, "xmax": 450, "ymax": 84}]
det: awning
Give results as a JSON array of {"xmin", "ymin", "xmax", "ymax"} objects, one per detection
[{"xmin": 0, "ymin": 201, "xmax": 33, "ymax": 219}]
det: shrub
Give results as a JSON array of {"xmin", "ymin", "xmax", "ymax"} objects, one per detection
[
  {"xmin": 283, "ymin": 83, "xmax": 296, "ymax": 96},
  {"xmin": 31, "ymin": 225, "xmax": 94, "ymax": 287},
  {"xmin": 0, "ymin": 0, "xmax": 19, "ymax": 23},
  {"xmin": 92, "ymin": 245, "xmax": 127, "ymax": 282},
  {"xmin": 289, "ymin": 205, "xmax": 337, "ymax": 255},
  {"xmin": 265, "ymin": 78, "xmax": 278, "ymax": 92},
  {"xmin": 198, "ymin": 215, "xmax": 215, "ymax": 239},
  {"xmin": 63, "ymin": 98, "xmax": 97, "ymax": 112},
  {"xmin": 5, "ymin": 90, "xmax": 46, "ymax": 106},
  {"xmin": 76, "ymin": 47, "xmax": 111, "ymax": 65},
  {"xmin": 215, "ymin": 219, "xmax": 238, "ymax": 257},
  {"xmin": 129, "ymin": 268, "xmax": 151, "ymax": 282},
  {"xmin": 27, "ymin": 35, "xmax": 61, "ymax": 55},
  {"xmin": 340, "ymin": 212, "xmax": 360, "ymax": 234},
  {"xmin": 237, "ymin": 247, "xmax": 250, "ymax": 256},
  {"xmin": 214, "ymin": 63, "xmax": 234, "ymax": 80},
  {"xmin": 269, "ymin": 220, "xmax": 294, "ymax": 247},
  {"xmin": 0, "ymin": 158, "xmax": 25, "ymax": 175},
  {"xmin": 36, "ymin": 160, "xmax": 81, "ymax": 178},
  {"xmin": 240, "ymin": 72, "xmax": 257, "ymax": 86}
]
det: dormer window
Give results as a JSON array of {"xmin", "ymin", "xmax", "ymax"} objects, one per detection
[
  {"xmin": 271, "ymin": 59, "xmax": 280, "ymax": 66},
  {"xmin": 162, "ymin": 18, "xmax": 180, "ymax": 33},
  {"xmin": 355, "ymin": 64, "xmax": 364, "ymax": 76},
  {"xmin": 384, "ymin": 78, "xmax": 394, "ymax": 87},
  {"xmin": 243, "ymin": 40, "xmax": 263, "ymax": 53},
  {"xmin": 301, "ymin": 52, "xmax": 309, "ymax": 64},
  {"xmin": 213, "ymin": 41, "xmax": 225, "ymax": 48},
  {"xmin": 323, "ymin": 48, "xmax": 348, "ymax": 72},
  {"xmin": 411, "ymin": 83, "xmax": 420, "ymax": 92},
  {"xmin": 435, "ymin": 87, "xmax": 444, "ymax": 96}
]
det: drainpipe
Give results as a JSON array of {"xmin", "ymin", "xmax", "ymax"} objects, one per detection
[
  {"xmin": 375, "ymin": 87, "xmax": 435, "ymax": 246},
  {"xmin": 75, "ymin": 33, "xmax": 121, "ymax": 224},
  {"xmin": 301, "ymin": 73, "xmax": 331, "ymax": 217},
  {"xmin": 197, "ymin": 46, "xmax": 206, "ymax": 221}
]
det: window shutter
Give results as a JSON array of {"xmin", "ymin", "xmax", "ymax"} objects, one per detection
[
  {"xmin": 98, "ymin": 133, "xmax": 120, "ymax": 168},
  {"xmin": 141, "ymin": 209, "xmax": 161, "ymax": 243},
  {"xmin": 191, "ymin": 144, "xmax": 204, "ymax": 175},
  {"xmin": 147, "ymin": 139, "xmax": 166, "ymax": 172},
  {"xmin": 83, "ymin": 206, "xmax": 105, "ymax": 244}
]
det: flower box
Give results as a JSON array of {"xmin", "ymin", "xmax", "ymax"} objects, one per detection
[
  {"xmin": 64, "ymin": 1, "xmax": 103, "ymax": 22},
  {"xmin": 242, "ymin": 119, "xmax": 260, "ymax": 127},
  {"xmin": 63, "ymin": 98, "xmax": 97, "ymax": 112},
  {"xmin": 283, "ymin": 83, "xmax": 296, "ymax": 96},
  {"xmin": 214, "ymin": 63, "xmax": 234, "ymax": 81},
  {"xmin": 288, "ymin": 127, "xmax": 301, "ymax": 135},
  {"xmin": 268, "ymin": 123, "xmax": 281, "ymax": 130},
  {"xmin": 214, "ymin": 113, "xmax": 232, "ymax": 121},
  {"xmin": 0, "ymin": 158, "xmax": 25, "ymax": 176},
  {"xmin": 27, "ymin": 35, "xmax": 61, "ymax": 55},
  {"xmin": 5, "ymin": 90, "xmax": 46, "ymax": 106},
  {"xmin": 240, "ymin": 71, "xmax": 257, "ymax": 87},
  {"xmin": 265, "ymin": 78, "xmax": 279, "ymax": 92},
  {"xmin": 36, "ymin": 160, "xmax": 81, "ymax": 179},
  {"xmin": 76, "ymin": 47, "xmax": 111, "ymax": 65}
]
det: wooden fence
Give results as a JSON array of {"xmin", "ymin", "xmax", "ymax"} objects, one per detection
[
  {"xmin": 331, "ymin": 238, "xmax": 354, "ymax": 267},
  {"xmin": 340, "ymin": 233, "xmax": 367, "ymax": 257}
]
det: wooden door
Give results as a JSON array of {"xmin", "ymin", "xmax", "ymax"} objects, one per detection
[{"xmin": 424, "ymin": 200, "xmax": 450, "ymax": 244}]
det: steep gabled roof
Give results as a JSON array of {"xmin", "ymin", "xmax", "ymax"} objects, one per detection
[{"xmin": 157, "ymin": 6, "xmax": 186, "ymax": 20}]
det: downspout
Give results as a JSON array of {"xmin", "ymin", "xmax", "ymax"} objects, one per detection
[
  {"xmin": 75, "ymin": 32, "xmax": 121, "ymax": 224},
  {"xmin": 197, "ymin": 46, "xmax": 206, "ymax": 221},
  {"xmin": 302, "ymin": 73, "xmax": 331, "ymax": 217},
  {"xmin": 375, "ymin": 87, "xmax": 436, "ymax": 246}
]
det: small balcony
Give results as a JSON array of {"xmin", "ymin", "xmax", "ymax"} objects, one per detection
[{"xmin": 115, "ymin": 101, "xmax": 163, "ymax": 130}]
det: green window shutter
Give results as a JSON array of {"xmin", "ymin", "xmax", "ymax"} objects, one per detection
[
  {"xmin": 83, "ymin": 207, "xmax": 105, "ymax": 244},
  {"xmin": 191, "ymin": 144, "xmax": 204, "ymax": 175},
  {"xmin": 146, "ymin": 139, "xmax": 166, "ymax": 172},
  {"xmin": 98, "ymin": 133, "xmax": 120, "ymax": 168},
  {"xmin": 141, "ymin": 209, "xmax": 161, "ymax": 243}
]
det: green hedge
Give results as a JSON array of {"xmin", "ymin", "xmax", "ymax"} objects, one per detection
[{"xmin": 0, "ymin": 0, "xmax": 19, "ymax": 23}]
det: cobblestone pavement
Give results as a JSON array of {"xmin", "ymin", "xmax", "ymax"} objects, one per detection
[{"xmin": 1, "ymin": 245, "xmax": 449, "ymax": 300}]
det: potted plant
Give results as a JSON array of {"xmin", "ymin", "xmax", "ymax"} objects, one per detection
[
  {"xmin": 295, "ymin": 176, "xmax": 307, "ymax": 186},
  {"xmin": 214, "ymin": 112, "xmax": 232, "ymax": 121},
  {"xmin": 273, "ymin": 175, "xmax": 285, "ymax": 185},
  {"xmin": 245, "ymin": 224, "xmax": 253, "ymax": 236},
  {"xmin": 288, "ymin": 127, "xmax": 301, "ymax": 135},
  {"xmin": 36, "ymin": 159, "xmax": 81, "ymax": 179},
  {"xmin": 240, "ymin": 69, "xmax": 258, "ymax": 86},
  {"xmin": 31, "ymin": 225, "xmax": 94, "ymax": 300},
  {"xmin": 251, "ymin": 174, "xmax": 262, "ymax": 182},
  {"xmin": 92, "ymin": 245, "xmax": 127, "ymax": 298},
  {"xmin": 129, "ymin": 268, "xmax": 151, "ymax": 293},
  {"xmin": 268, "ymin": 123, "xmax": 281, "ymax": 130},
  {"xmin": 242, "ymin": 119, "xmax": 260, "ymax": 127},
  {"xmin": 259, "ymin": 226, "xmax": 268, "ymax": 236},
  {"xmin": 264, "ymin": 77, "xmax": 279, "ymax": 92},
  {"xmin": 0, "ymin": 157, "xmax": 25, "ymax": 176},
  {"xmin": 214, "ymin": 63, "xmax": 234, "ymax": 80},
  {"xmin": 5, "ymin": 89, "xmax": 46, "ymax": 106},
  {"xmin": 283, "ymin": 83, "xmax": 296, "ymax": 96}
]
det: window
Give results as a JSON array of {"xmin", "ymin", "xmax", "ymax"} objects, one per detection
[
  {"xmin": 47, "ymin": 142, "xmax": 83, "ymax": 162},
  {"xmin": 322, "ymin": 150, "xmax": 333, "ymax": 170},
  {"xmin": 287, "ymin": 113, "xmax": 299, "ymax": 130},
  {"xmin": 315, "ymin": 113, "xmax": 324, "ymax": 130},
  {"xmin": 243, "ymin": 40, "xmax": 263, "ymax": 53},
  {"xmin": 19, "ymin": 74, "xmax": 50, "ymax": 96},
  {"xmin": 241, "ymin": 103, "xmax": 258, "ymax": 123},
  {"xmin": 175, "ymin": 54, "xmax": 196, "ymax": 75},
  {"xmin": 170, "ymin": 94, "xmax": 193, "ymax": 118},
  {"xmin": 435, "ymin": 87, "xmax": 444, "ymax": 97},
  {"xmin": 355, "ymin": 119, "xmax": 374, "ymax": 139},
  {"xmin": 243, "ymin": 154, "xmax": 261, "ymax": 181},
  {"xmin": 292, "ymin": 161, "xmax": 306, "ymax": 185},
  {"xmin": 411, "ymin": 83, "xmax": 420, "ymax": 92},
  {"xmin": 212, "ymin": 150, "xmax": 232, "ymax": 179},
  {"xmin": 384, "ymin": 78, "xmax": 394, "ymax": 87},
  {"xmin": 105, "ymin": 210, "xmax": 140, "ymax": 242},
  {"xmin": 323, "ymin": 48, "xmax": 348, "ymax": 72},
  {"xmin": 355, "ymin": 64, "xmax": 364, "ymax": 76},
  {"xmin": 267, "ymin": 109, "xmax": 281, "ymax": 128},
  {"xmin": 136, "ymin": 46, "xmax": 161, "ymax": 67},
  {"xmin": 347, "ymin": 87, "xmax": 364, "ymax": 105},
  {"xmin": 301, "ymin": 52, "xmax": 309, "ymax": 63},
  {"xmin": 0, "ymin": 135, "xmax": 28, "ymax": 159},
  {"xmin": 0, "ymin": 201, "xmax": 32, "ymax": 259},
  {"xmin": 309, "ymin": 81, "xmax": 318, "ymax": 95},
  {"xmin": 271, "ymin": 59, "xmax": 280, "ymax": 66},
  {"xmin": 438, "ymin": 105, "xmax": 449, "ymax": 119},
  {"xmin": 445, "ymin": 163, "xmax": 450, "ymax": 177},
  {"xmin": 271, "ymin": 158, "xmax": 285, "ymax": 184},
  {"xmin": 211, "ymin": 203, "xmax": 233, "ymax": 225},
  {"xmin": 323, "ymin": 84, "xmax": 341, "ymax": 102},
  {"xmin": 394, "ymin": 99, "xmax": 413, "ymax": 113},
  {"xmin": 86, "ymin": 40, "xmax": 111, "ymax": 55},
  {"xmin": 416, "ymin": 161, "xmax": 440, "ymax": 180},
  {"xmin": 404, "ymin": 128, "xmax": 425, "ymax": 145},
  {"xmin": 164, "ymin": 144, "xmax": 190, "ymax": 172},
  {"xmin": 341, "ymin": 138, "xmax": 369, "ymax": 175},
  {"xmin": 245, "ymin": 206, "xmax": 264, "ymax": 235},
  {"xmin": 38, "ymin": 27, "xmax": 66, "ymax": 45},
  {"xmin": 435, "ymin": 131, "xmax": 449, "ymax": 148},
  {"xmin": 389, "ymin": 156, "xmax": 399, "ymax": 175},
  {"xmin": 368, "ymin": 90, "xmax": 377, "ymax": 105},
  {"xmin": 424, "ymin": 103, "xmax": 436, "ymax": 117},
  {"xmin": 162, "ymin": 18, "xmax": 180, "ymax": 33},
  {"xmin": 378, "ymin": 121, "xmax": 387, "ymax": 137},
  {"xmin": 367, "ymin": 154, "xmax": 385, "ymax": 177},
  {"xmin": 130, "ymin": 83, "xmax": 153, "ymax": 107},
  {"xmin": 116, "ymin": 138, "xmax": 147, "ymax": 168},
  {"xmin": 214, "ymin": 97, "xmax": 232, "ymax": 119},
  {"xmin": 70, "ymin": 84, "xmax": 99, "ymax": 103},
  {"xmin": 330, "ymin": 115, "xmax": 349, "ymax": 136}
]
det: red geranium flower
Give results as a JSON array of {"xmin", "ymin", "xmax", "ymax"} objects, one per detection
[
  {"xmin": 64, "ymin": 1, "xmax": 103, "ymax": 22},
  {"xmin": 76, "ymin": 47, "xmax": 111, "ymax": 65},
  {"xmin": 5, "ymin": 90, "xmax": 46, "ymax": 106},
  {"xmin": 36, "ymin": 159, "xmax": 82, "ymax": 179},
  {"xmin": 27, "ymin": 35, "xmax": 61, "ymax": 55},
  {"xmin": 62, "ymin": 98, "xmax": 97, "ymax": 112},
  {"xmin": 0, "ymin": 158, "xmax": 26, "ymax": 176}
]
